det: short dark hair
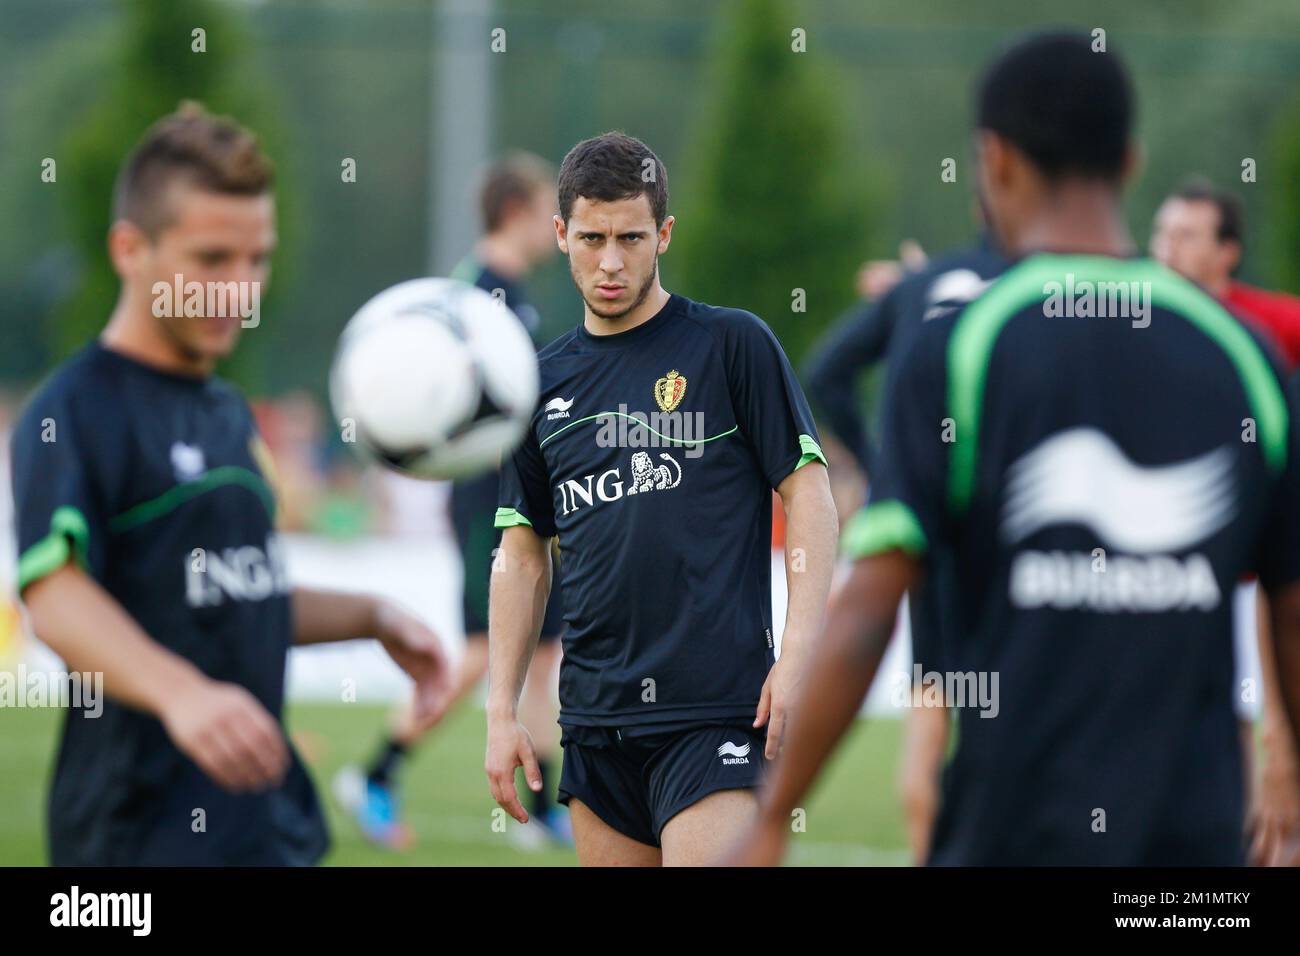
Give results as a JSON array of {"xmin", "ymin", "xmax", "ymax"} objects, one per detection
[
  {"xmin": 1169, "ymin": 177, "xmax": 1245, "ymax": 245},
  {"xmin": 557, "ymin": 132, "xmax": 668, "ymax": 225},
  {"xmin": 113, "ymin": 101, "xmax": 274, "ymax": 238},
  {"xmin": 480, "ymin": 151, "xmax": 555, "ymax": 233},
  {"xmin": 976, "ymin": 31, "xmax": 1134, "ymax": 181}
]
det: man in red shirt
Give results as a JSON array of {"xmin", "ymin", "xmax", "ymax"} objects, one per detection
[{"xmin": 1152, "ymin": 178, "xmax": 1300, "ymax": 370}]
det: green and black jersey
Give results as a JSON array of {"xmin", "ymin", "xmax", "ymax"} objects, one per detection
[
  {"xmin": 11, "ymin": 341, "xmax": 327, "ymax": 865},
  {"xmin": 497, "ymin": 294, "xmax": 825, "ymax": 729},
  {"xmin": 847, "ymin": 254, "xmax": 1300, "ymax": 865}
]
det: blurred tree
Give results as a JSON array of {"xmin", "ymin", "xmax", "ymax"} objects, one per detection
[
  {"xmin": 55, "ymin": 0, "xmax": 298, "ymax": 389},
  {"xmin": 0, "ymin": 18, "xmax": 114, "ymax": 384},
  {"xmin": 672, "ymin": 0, "xmax": 874, "ymax": 364}
]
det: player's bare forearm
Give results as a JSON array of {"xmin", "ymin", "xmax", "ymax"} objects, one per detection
[
  {"xmin": 294, "ymin": 588, "xmax": 450, "ymax": 723},
  {"xmin": 485, "ymin": 525, "xmax": 552, "ymax": 720},
  {"xmin": 1266, "ymin": 581, "xmax": 1300, "ymax": 754},
  {"xmin": 22, "ymin": 563, "xmax": 206, "ymax": 718},
  {"xmin": 1256, "ymin": 589, "xmax": 1298, "ymax": 750},
  {"xmin": 290, "ymin": 587, "xmax": 383, "ymax": 645},
  {"xmin": 27, "ymin": 565, "xmax": 291, "ymax": 794},
  {"xmin": 776, "ymin": 462, "xmax": 838, "ymax": 657},
  {"xmin": 757, "ymin": 551, "xmax": 917, "ymax": 829}
]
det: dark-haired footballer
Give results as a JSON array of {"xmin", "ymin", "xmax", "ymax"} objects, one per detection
[
  {"xmin": 484, "ymin": 132, "xmax": 839, "ymax": 866},
  {"xmin": 12, "ymin": 103, "xmax": 451, "ymax": 865},
  {"xmin": 732, "ymin": 32, "xmax": 1300, "ymax": 865}
]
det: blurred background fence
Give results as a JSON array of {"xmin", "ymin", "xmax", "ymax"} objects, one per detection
[{"xmin": 4, "ymin": 0, "xmax": 1300, "ymax": 401}]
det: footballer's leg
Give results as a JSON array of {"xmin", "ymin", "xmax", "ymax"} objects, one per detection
[
  {"xmin": 337, "ymin": 486, "xmax": 498, "ymax": 846},
  {"xmin": 557, "ymin": 727, "xmax": 664, "ymax": 864},
  {"xmin": 397, "ymin": 634, "xmax": 490, "ymax": 738},
  {"xmin": 428, "ymin": 634, "xmax": 491, "ymax": 722},
  {"xmin": 899, "ymin": 702, "xmax": 949, "ymax": 865},
  {"xmin": 660, "ymin": 790, "xmax": 759, "ymax": 866},
  {"xmin": 650, "ymin": 723, "xmax": 766, "ymax": 866},
  {"xmin": 569, "ymin": 799, "xmax": 662, "ymax": 866},
  {"xmin": 337, "ymin": 635, "xmax": 488, "ymax": 848}
]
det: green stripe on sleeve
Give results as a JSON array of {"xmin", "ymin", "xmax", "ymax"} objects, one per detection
[
  {"xmin": 17, "ymin": 505, "xmax": 91, "ymax": 592},
  {"xmin": 494, "ymin": 507, "xmax": 533, "ymax": 529},
  {"xmin": 841, "ymin": 500, "xmax": 928, "ymax": 559},
  {"xmin": 794, "ymin": 433, "xmax": 828, "ymax": 471}
]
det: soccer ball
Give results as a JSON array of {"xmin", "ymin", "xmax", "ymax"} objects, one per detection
[{"xmin": 330, "ymin": 278, "xmax": 539, "ymax": 480}]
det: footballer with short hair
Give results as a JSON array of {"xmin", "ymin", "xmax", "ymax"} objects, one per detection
[
  {"xmin": 11, "ymin": 102, "xmax": 451, "ymax": 865},
  {"xmin": 485, "ymin": 131, "xmax": 839, "ymax": 866}
]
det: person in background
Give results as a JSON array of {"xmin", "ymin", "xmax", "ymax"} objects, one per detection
[
  {"xmin": 1152, "ymin": 178, "xmax": 1300, "ymax": 370},
  {"xmin": 804, "ymin": 218, "xmax": 1007, "ymax": 864},
  {"xmin": 336, "ymin": 152, "xmax": 572, "ymax": 850}
]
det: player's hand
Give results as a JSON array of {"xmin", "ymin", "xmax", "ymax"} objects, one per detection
[
  {"xmin": 855, "ymin": 259, "xmax": 904, "ymax": 301},
  {"xmin": 374, "ymin": 601, "xmax": 453, "ymax": 724},
  {"xmin": 754, "ymin": 648, "xmax": 805, "ymax": 760},
  {"xmin": 1247, "ymin": 735, "xmax": 1300, "ymax": 866},
  {"xmin": 719, "ymin": 817, "xmax": 787, "ymax": 866},
  {"xmin": 853, "ymin": 240, "xmax": 928, "ymax": 300},
  {"xmin": 160, "ymin": 677, "xmax": 290, "ymax": 793},
  {"xmin": 485, "ymin": 714, "xmax": 542, "ymax": 824}
]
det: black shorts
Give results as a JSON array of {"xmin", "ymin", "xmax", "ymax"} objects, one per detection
[
  {"xmin": 557, "ymin": 722, "xmax": 766, "ymax": 847},
  {"xmin": 450, "ymin": 474, "xmax": 563, "ymax": 639}
]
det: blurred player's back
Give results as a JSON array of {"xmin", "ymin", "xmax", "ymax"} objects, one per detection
[
  {"xmin": 890, "ymin": 252, "xmax": 1292, "ymax": 863},
  {"xmin": 794, "ymin": 32, "xmax": 1300, "ymax": 866}
]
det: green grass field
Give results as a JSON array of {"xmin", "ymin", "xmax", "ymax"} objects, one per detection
[{"xmin": 0, "ymin": 702, "xmax": 910, "ymax": 866}]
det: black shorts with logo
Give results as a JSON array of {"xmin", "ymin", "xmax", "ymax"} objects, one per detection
[{"xmin": 557, "ymin": 721, "xmax": 766, "ymax": 847}]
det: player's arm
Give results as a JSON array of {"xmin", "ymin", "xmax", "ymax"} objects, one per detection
[
  {"xmin": 1252, "ymin": 588, "xmax": 1300, "ymax": 865},
  {"xmin": 1257, "ymin": 590, "xmax": 1300, "ymax": 779},
  {"xmin": 1262, "ymin": 583, "xmax": 1300, "ymax": 865},
  {"xmin": 23, "ymin": 563, "xmax": 290, "ymax": 792},
  {"xmin": 729, "ymin": 550, "xmax": 919, "ymax": 864},
  {"xmin": 484, "ymin": 523, "xmax": 552, "ymax": 823},
  {"xmin": 291, "ymin": 587, "xmax": 452, "ymax": 721},
  {"xmin": 1269, "ymin": 583, "xmax": 1300, "ymax": 749},
  {"xmin": 1255, "ymin": 368, "xmax": 1300, "ymax": 865},
  {"xmin": 758, "ymin": 461, "xmax": 838, "ymax": 758}
]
